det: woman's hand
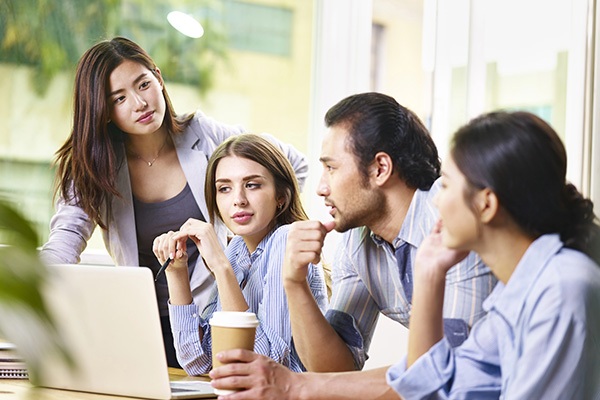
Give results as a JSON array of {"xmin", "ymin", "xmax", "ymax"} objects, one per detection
[
  {"xmin": 175, "ymin": 219, "xmax": 246, "ymax": 311},
  {"xmin": 153, "ymin": 230, "xmax": 193, "ymax": 306},
  {"xmin": 173, "ymin": 218, "xmax": 230, "ymax": 274},
  {"xmin": 415, "ymin": 219, "xmax": 469, "ymax": 279},
  {"xmin": 152, "ymin": 230, "xmax": 188, "ymax": 271},
  {"xmin": 407, "ymin": 219, "xmax": 469, "ymax": 367}
]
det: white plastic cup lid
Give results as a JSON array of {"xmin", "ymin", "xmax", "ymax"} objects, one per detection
[{"xmin": 209, "ymin": 311, "xmax": 259, "ymax": 328}]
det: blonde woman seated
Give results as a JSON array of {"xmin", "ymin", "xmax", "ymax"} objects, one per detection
[{"xmin": 153, "ymin": 134, "xmax": 328, "ymax": 375}]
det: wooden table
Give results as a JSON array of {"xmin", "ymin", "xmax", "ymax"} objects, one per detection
[{"xmin": 0, "ymin": 368, "xmax": 215, "ymax": 399}]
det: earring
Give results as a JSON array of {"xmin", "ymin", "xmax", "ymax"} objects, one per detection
[{"xmin": 277, "ymin": 203, "xmax": 283, "ymax": 210}]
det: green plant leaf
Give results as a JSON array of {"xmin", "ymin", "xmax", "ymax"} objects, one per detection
[{"xmin": 0, "ymin": 199, "xmax": 73, "ymax": 380}]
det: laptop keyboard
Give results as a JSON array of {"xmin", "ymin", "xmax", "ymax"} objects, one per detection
[{"xmin": 170, "ymin": 380, "xmax": 215, "ymax": 394}]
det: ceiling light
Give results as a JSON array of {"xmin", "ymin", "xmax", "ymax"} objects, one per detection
[{"xmin": 167, "ymin": 11, "xmax": 204, "ymax": 38}]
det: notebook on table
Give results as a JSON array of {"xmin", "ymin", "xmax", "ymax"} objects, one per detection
[
  {"xmin": 0, "ymin": 341, "xmax": 28, "ymax": 379},
  {"xmin": 32, "ymin": 263, "xmax": 215, "ymax": 399}
]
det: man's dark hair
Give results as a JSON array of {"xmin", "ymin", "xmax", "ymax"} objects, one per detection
[{"xmin": 324, "ymin": 92, "xmax": 440, "ymax": 190}]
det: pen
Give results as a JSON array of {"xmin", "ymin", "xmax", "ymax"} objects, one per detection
[{"xmin": 154, "ymin": 257, "xmax": 171, "ymax": 282}]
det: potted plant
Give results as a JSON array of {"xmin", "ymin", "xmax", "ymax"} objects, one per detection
[{"xmin": 0, "ymin": 199, "xmax": 69, "ymax": 381}]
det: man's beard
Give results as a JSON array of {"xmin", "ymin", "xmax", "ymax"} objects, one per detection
[{"xmin": 333, "ymin": 188, "xmax": 386, "ymax": 233}]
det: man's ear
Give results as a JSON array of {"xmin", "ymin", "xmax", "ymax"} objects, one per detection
[
  {"xmin": 476, "ymin": 188, "xmax": 499, "ymax": 223},
  {"xmin": 371, "ymin": 152, "xmax": 394, "ymax": 186}
]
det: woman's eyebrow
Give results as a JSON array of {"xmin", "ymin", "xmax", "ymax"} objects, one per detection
[
  {"xmin": 215, "ymin": 174, "xmax": 266, "ymax": 184},
  {"xmin": 108, "ymin": 72, "xmax": 148, "ymax": 96}
]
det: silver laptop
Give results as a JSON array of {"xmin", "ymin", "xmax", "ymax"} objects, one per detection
[{"xmin": 31, "ymin": 264, "xmax": 215, "ymax": 399}]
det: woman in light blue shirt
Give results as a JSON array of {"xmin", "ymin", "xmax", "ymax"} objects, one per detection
[
  {"xmin": 388, "ymin": 111, "xmax": 600, "ymax": 399},
  {"xmin": 153, "ymin": 134, "xmax": 328, "ymax": 375}
]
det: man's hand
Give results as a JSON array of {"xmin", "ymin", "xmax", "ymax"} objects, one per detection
[
  {"xmin": 209, "ymin": 349, "xmax": 302, "ymax": 400},
  {"xmin": 283, "ymin": 220, "xmax": 336, "ymax": 285}
]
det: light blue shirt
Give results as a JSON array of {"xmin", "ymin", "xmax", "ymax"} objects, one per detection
[
  {"xmin": 387, "ymin": 234, "xmax": 600, "ymax": 399},
  {"xmin": 168, "ymin": 224, "xmax": 328, "ymax": 375},
  {"xmin": 326, "ymin": 179, "xmax": 496, "ymax": 369}
]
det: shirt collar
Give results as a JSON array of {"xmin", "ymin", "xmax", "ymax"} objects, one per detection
[
  {"xmin": 484, "ymin": 233, "xmax": 563, "ymax": 325},
  {"xmin": 232, "ymin": 224, "xmax": 280, "ymax": 268},
  {"xmin": 371, "ymin": 179, "xmax": 440, "ymax": 251}
]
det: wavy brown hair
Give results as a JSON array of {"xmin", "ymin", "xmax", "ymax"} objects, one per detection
[
  {"xmin": 53, "ymin": 37, "xmax": 194, "ymax": 229},
  {"xmin": 205, "ymin": 134, "xmax": 308, "ymax": 227}
]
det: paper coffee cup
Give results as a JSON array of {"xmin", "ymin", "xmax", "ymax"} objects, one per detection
[{"xmin": 210, "ymin": 311, "xmax": 259, "ymax": 395}]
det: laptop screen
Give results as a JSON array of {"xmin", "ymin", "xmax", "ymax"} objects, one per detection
[{"xmin": 32, "ymin": 264, "xmax": 214, "ymax": 399}]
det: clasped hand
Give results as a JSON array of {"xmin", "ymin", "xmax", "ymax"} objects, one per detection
[
  {"xmin": 283, "ymin": 220, "xmax": 336, "ymax": 285},
  {"xmin": 152, "ymin": 218, "xmax": 229, "ymax": 273}
]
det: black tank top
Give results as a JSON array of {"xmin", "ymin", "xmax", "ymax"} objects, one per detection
[{"xmin": 133, "ymin": 183, "xmax": 204, "ymax": 316}]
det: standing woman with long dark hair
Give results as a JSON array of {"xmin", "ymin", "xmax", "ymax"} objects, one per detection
[
  {"xmin": 39, "ymin": 37, "xmax": 308, "ymax": 368},
  {"xmin": 388, "ymin": 111, "xmax": 600, "ymax": 399}
]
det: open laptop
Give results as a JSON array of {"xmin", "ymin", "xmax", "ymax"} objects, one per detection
[{"xmin": 31, "ymin": 264, "xmax": 216, "ymax": 399}]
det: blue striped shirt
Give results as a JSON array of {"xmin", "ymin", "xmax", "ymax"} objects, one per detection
[
  {"xmin": 326, "ymin": 179, "xmax": 497, "ymax": 369},
  {"xmin": 169, "ymin": 224, "xmax": 328, "ymax": 374}
]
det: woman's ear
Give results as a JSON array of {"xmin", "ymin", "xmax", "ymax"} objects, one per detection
[
  {"xmin": 476, "ymin": 188, "xmax": 499, "ymax": 223},
  {"xmin": 277, "ymin": 191, "xmax": 290, "ymax": 211},
  {"xmin": 371, "ymin": 152, "xmax": 394, "ymax": 186},
  {"xmin": 154, "ymin": 68, "xmax": 164, "ymax": 87}
]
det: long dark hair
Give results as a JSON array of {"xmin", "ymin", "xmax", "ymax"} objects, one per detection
[
  {"xmin": 205, "ymin": 134, "xmax": 308, "ymax": 227},
  {"xmin": 324, "ymin": 92, "xmax": 440, "ymax": 190},
  {"xmin": 53, "ymin": 36, "xmax": 193, "ymax": 229},
  {"xmin": 452, "ymin": 111, "xmax": 600, "ymax": 264}
]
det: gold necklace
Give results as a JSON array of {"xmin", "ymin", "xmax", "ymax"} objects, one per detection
[{"xmin": 129, "ymin": 137, "xmax": 168, "ymax": 167}]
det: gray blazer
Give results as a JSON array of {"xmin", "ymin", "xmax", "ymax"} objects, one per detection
[{"xmin": 40, "ymin": 110, "xmax": 309, "ymax": 307}]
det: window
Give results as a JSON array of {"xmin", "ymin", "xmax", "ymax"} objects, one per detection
[
  {"xmin": 371, "ymin": 23, "xmax": 385, "ymax": 91},
  {"xmin": 222, "ymin": 0, "xmax": 293, "ymax": 57}
]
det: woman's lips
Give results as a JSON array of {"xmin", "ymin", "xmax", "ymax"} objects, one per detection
[
  {"xmin": 232, "ymin": 212, "xmax": 253, "ymax": 224},
  {"xmin": 137, "ymin": 111, "xmax": 154, "ymax": 123}
]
